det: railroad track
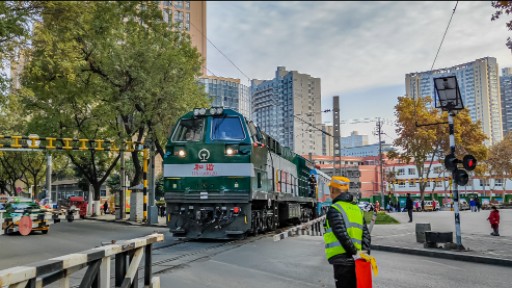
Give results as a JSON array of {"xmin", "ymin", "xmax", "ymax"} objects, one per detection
[{"xmin": 69, "ymin": 229, "xmax": 289, "ymax": 288}]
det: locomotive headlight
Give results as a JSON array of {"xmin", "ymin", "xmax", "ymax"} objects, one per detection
[
  {"xmin": 216, "ymin": 107, "xmax": 223, "ymax": 114},
  {"xmin": 199, "ymin": 108, "xmax": 206, "ymax": 115},
  {"xmin": 178, "ymin": 149, "xmax": 186, "ymax": 157},
  {"xmin": 210, "ymin": 108, "xmax": 217, "ymax": 115},
  {"xmin": 225, "ymin": 145, "xmax": 238, "ymax": 156}
]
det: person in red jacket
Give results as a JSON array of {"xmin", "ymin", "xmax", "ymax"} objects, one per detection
[{"xmin": 487, "ymin": 206, "xmax": 500, "ymax": 236}]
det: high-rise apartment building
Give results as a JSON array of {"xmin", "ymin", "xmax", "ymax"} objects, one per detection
[
  {"xmin": 405, "ymin": 57, "xmax": 503, "ymax": 146},
  {"xmin": 251, "ymin": 67, "xmax": 322, "ymax": 155},
  {"xmin": 160, "ymin": 1, "xmax": 207, "ymax": 75},
  {"xmin": 500, "ymin": 67, "xmax": 512, "ymax": 137},
  {"xmin": 198, "ymin": 76, "xmax": 251, "ymax": 119},
  {"xmin": 341, "ymin": 131, "xmax": 368, "ymax": 148}
]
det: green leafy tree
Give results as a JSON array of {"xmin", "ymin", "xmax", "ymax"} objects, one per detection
[
  {"xmin": 390, "ymin": 96, "xmax": 487, "ymax": 201},
  {"xmin": 0, "ymin": 1, "xmax": 42, "ymax": 94},
  {"xmin": 19, "ymin": 1, "xmax": 209, "ymax": 194}
]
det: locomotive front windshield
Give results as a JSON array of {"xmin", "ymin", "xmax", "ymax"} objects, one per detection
[
  {"xmin": 211, "ymin": 116, "xmax": 245, "ymax": 140},
  {"xmin": 172, "ymin": 118, "xmax": 205, "ymax": 142}
]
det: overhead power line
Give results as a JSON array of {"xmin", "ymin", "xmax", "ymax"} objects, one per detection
[
  {"xmin": 189, "ymin": 21, "xmax": 252, "ymax": 82},
  {"xmin": 430, "ymin": 1, "xmax": 458, "ymax": 72}
]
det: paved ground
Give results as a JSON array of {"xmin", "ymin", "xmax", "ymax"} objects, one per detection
[{"xmin": 88, "ymin": 209, "xmax": 512, "ymax": 266}]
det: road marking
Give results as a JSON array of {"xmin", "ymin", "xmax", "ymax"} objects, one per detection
[{"xmin": 419, "ymin": 259, "xmax": 464, "ymax": 270}]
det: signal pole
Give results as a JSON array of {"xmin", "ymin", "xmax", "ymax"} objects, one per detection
[{"xmin": 375, "ymin": 118, "xmax": 385, "ymax": 206}]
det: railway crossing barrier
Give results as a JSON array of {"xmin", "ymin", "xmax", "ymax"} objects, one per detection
[
  {"xmin": 273, "ymin": 215, "xmax": 326, "ymax": 241},
  {"xmin": 0, "ymin": 134, "xmax": 152, "ymax": 224},
  {"xmin": 0, "ymin": 233, "xmax": 164, "ymax": 287}
]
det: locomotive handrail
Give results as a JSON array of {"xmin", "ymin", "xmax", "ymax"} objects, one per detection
[
  {"xmin": 273, "ymin": 215, "xmax": 326, "ymax": 241},
  {"xmin": 0, "ymin": 233, "xmax": 164, "ymax": 287}
]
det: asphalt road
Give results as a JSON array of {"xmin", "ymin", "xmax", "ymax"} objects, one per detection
[
  {"xmin": 2, "ymin": 217, "xmax": 510, "ymax": 288},
  {"xmin": 159, "ymin": 236, "xmax": 511, "ymax": 288}
]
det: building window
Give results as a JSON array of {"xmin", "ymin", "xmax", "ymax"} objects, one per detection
[
  {"xmin": 175, "ymin": 1, "xmax": 183, "ymax": 9},
  {"xmin": 185, "ymin": 1, "xmax": 190, "ymax": 9},
  {"xmin": 433, "ymin": 166, "xmax": 443, "ymax": 174},
  {"xmin": 409, "ymin": 181, "xmax": 416, "ymax": 187},
  {"xmin": 408, "ymin": 168, "xmax": 416, "ymax": 175},
  {"xmin": 398, "ymin": 181, "xmax": 405, "ymax": 188},
  {"xmin": 397, "ymin": 168, "xmax": 405, "ymax": 176},
  {"xmin": 495, "ymin": 178, "xmax": 503, "ymax": 186},
  {"xmin": 436, "ymin": 181, "xmax": 443, "ymax": 187}
]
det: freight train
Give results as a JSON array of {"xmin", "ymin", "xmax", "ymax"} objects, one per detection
[{"xmin": 163, "ymin": 107, "xmax": 331, "ymax": 239}]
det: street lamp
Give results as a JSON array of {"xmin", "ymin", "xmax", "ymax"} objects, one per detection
[{"xmin": 434, "ymin": 75, "xmax": 464, "ymax": 250}]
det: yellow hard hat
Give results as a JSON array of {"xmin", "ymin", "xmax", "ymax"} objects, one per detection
[{"xmin": 329, "ymin": 176, "xmax": 350, "ymax": 191}]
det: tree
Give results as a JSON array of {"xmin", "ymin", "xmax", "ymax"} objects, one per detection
[
  {"xmin": 0, "ymin": 1, "xmax": 42, "ymax": 94},
  {"xmin": 486, "ymin": 132, "xmax": 512, "ymax": 199},
  {"xmin": 19, "ymin": 1, "xmax": 209, "ymax": 193},
  {"xmin": 491, "ymin": 1, "xmax": 512, "ymax": 49},
  {"xmin": 391, "ymin": 96, "xmax": 487, "ymax": 201}
]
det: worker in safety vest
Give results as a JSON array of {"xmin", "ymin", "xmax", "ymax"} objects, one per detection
[{"xmin": 324, "ymin": 176, "xmax": 371, "ymax": 288}]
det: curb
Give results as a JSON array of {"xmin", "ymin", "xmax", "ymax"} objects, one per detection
[
  {"xmin": 371, "ymin": 244, "xmax": 512, "ymax": 267},
  {"xmin": 84, "ymin": 216, "xmax": 166, "ymax": 228}
]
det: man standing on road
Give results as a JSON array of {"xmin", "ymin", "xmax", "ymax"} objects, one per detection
[
  {"xmin": 324, "ymin": 176, "xmax": 371, "ymax": 288},
  {"xmin": 406, "ymin": 193, "xmax": 413, "ymax": 222}
]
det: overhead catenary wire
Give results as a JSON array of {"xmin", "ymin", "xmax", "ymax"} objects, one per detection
[
  {"xmin": 430, "ymin": 1, "xmax": 459, "ymax": 72},
  {"xmin": 189, "ymin": 21, "xmax": 252, "ymax": 83}
]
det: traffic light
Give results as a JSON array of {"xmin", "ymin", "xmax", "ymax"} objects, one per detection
[
  {"xmin": 444, "ymin": 154, "xmax": 458, "ymax": 171},
  {"xmin": 454, "ymin": 169, "xmax": 469, "ymax": 186},
  {"xmin": 462, "ymin": 154, "xmax": 477, "ymax": 171},
  {"xmin": 444, "ymin": 154, "xmax": 476, "ymax": 186}
]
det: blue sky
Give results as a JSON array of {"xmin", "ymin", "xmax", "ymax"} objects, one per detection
[{"xmin": 205, "ymin": 1, "xmax": 512, "ymax": 144}]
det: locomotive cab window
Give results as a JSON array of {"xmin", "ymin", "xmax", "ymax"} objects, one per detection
[
  {"xmin": 172, "ymin": 118, "xmax": 205, "ymax": 142},
  {"xmin": 211, "ymin": 116, "xmax": 245, "ymax": 140}
]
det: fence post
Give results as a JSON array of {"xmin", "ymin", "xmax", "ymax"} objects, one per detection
[{"xmin": 145, "ymin": 244, "xmax": 152, "ymax": 286}]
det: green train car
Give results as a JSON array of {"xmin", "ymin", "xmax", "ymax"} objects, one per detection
[{"xmin": 163, "ymin": 107, "xmax": 319, "ymax": 239}]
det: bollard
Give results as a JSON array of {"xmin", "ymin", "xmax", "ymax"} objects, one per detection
[{"xmin": 415, "ymin": 223, "xmax": 431, "ymax": 243}]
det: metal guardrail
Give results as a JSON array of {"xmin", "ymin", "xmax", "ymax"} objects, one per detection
[
  {"xmin": 0, "ymin": 233, "xmax": 164, "ymax": 287},
  {"xmin": 273, "ymin": 215, "xmax": 326, "ymax": 241}
]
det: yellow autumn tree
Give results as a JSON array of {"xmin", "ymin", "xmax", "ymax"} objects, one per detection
[{"xmin": 390, "ymin": 96, "xmax": 487, "ymax": 201}]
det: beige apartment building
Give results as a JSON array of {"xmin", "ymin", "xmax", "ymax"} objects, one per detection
[
  {"xmin": 405, "ymin": 57, "xmax": 503, "ymax": 146},
  {"xmin": 160, "ymin": 1, "xmax": 207, "ymax": 75}
]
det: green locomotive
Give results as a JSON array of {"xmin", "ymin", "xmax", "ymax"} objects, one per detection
[{"xmin": 163, "ymin": 107, "xmax": 318, "ymax": 239}]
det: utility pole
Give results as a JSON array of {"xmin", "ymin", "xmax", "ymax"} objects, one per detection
[
  {"xmin": 333, "ymin": 96, "xmax": 341, "ymax": 176},
  {"xmin": 375, "ymin": 118, "xmax": 385, "ymax": 206}
]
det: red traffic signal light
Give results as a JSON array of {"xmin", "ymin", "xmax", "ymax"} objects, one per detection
[
  {"xmin": 454, "ymin": 169, "xmax": 469, "ymax": 186},
  {"xmin": 462, "ymin": 155, "xmax": 477, "ymax": 171}
]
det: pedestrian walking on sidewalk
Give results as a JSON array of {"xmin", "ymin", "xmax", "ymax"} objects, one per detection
[
  {"xmin": 324, "ymin": 176, "xmax": 371, "ymax": 288},
  {"xmin": 406, "ymin": 193, "xmax": 413, "ymax": 222},
  {"xmin": 475, "ymin": 196, "xmax": 481, "ymax": 212},
  {"xmin": 487, "ymin": 206, "xmax": 500, "ymax": 236},
  {"xmin": 103, "ymin": 201, "xmax": 109, "ymax": 215}
]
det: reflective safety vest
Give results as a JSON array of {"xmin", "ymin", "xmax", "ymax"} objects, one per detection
[{"xmin": 323, "ymin": 201, "xmax": 364, "ymax": 260}]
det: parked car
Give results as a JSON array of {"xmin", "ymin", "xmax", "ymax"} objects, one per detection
[
  {"xmin": 357, "ymin": 201, "xmax": 374, "ymax": 212},
  {"xmin": 423, "ymin": 200, "xmax": 440, "ymax": 211}
]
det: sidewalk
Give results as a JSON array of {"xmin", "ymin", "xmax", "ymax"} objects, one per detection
[
  {"xmin": 86, "ymin": 210, "xmax": 512, "ymax": 267},
  {"xmin": 370, "ymin": 210, "xmax": 512, "ymax": 267}
]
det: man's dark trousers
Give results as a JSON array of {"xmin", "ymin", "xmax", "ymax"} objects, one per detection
[
  {"xmin": 333, "ymin": 263, "xmax": 356, "ymax": 288},
  {"xmin": 407, "ymin": 208, "xmax": 413, "ymax": 222}
]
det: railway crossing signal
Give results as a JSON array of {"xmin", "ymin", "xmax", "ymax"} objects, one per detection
[{"xmin": 444, "ymin": 153, "xmax": 477, "ymax": 186}]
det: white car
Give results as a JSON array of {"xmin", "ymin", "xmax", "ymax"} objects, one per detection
[{"xmin": 357, "ymin": 202, "xmax": 374, "ymax": 212}]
